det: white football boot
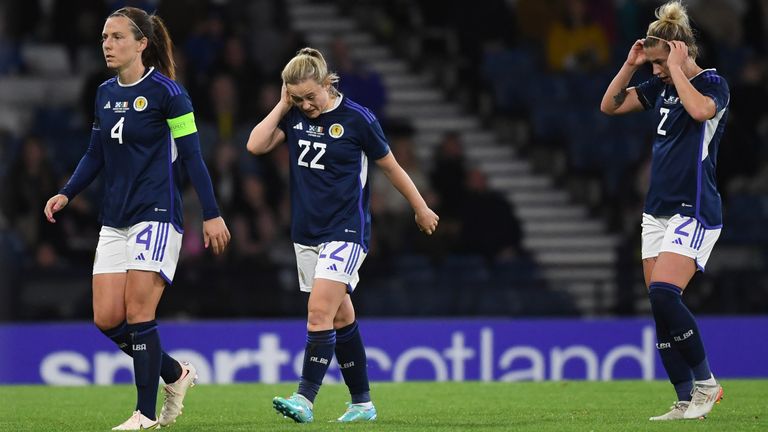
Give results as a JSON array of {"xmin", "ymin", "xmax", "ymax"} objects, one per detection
[
  {"xmin": 158, "ymin": 362, "xmax": 198, "ymax": 427},
  {"xmin": 649, "ymin": 401, "xmax": 689, "ymax": 421},
  {"xmin": 111, "ymin": 411, "xmax": 158, "ymax": 430},
  {"xmin": 684, "ymin": 382, "xmax": 723, "ymax": 419}
]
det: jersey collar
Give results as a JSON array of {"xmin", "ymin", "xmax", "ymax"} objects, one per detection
[
  {"xmin": 322, "ymin": 93, "xmax": 344, "ymax": 113},
  {"xmin": 689, "ymin": 68, "xmax": 716, "ymax": 82},
  {"xmin": 117, "ymin": 66, "xmax": 155, "ymax": 87}
]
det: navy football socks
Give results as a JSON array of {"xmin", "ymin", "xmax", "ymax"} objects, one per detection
[
  {"xmin": 652, "ymin": 315, "xmax": 694, "ymax": 400},
  {"xmin": 100, "ymin": 321, "xmax": 182, "ymax": 383},
  {"xmin": 127, "ymin": 321, "xmax": 163, "ymax": 420},
  {"xmin": 649, "ymin": 282, "xmax": 712, "ymax": 382},
  {"xmin": 297, "ymin": 329, "xmax": 336, "ymax": 403},
  {"xmin": 335, "ymin": 321, "xmax": 371, "ymax": 404}
]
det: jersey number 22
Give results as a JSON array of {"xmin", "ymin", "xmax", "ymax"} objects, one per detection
[{"xmin": 298, "ymin": 139, "xmax": 326, "ymax": 170}]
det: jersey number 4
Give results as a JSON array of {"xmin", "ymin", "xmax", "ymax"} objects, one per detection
[
  {"xmin": 111, "ymin": 116, "xmax": 125, "ymax": 144},
  {"xmin": 297, "ymin": 139, "xmax": 326, "ymax": 170}
]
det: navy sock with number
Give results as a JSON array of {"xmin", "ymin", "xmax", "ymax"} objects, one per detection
[
  {"xmin": 334, "ymin": 321, "xmax": 371, "ymax": 403},
  {"xmin": 297, "ymin": 329, "xmax": 336, "ymax": 403},
  {"xmin": 649, "ymin": 282, "xmax": 712, "ymax": 381},
  {"xmin": 127, "ymin": 321, "xmax": 163, "ymax": 420},
  {"xmin": 100, "ymin": 321, "xmax": 182, "ymax": 383}
]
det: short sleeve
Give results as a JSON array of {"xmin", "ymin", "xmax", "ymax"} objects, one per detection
[
  {"xmin": 697, "ymin": 72, "xmax": 730, "ymax": 113},
  {"xmin": 362, "ymin": 119, "xmax": 390, "ymax": 160},
  {"xmin": 166, "ymin": 89, "xmax": 194, "ymax": 119},
  {"xmin": 635, "ymin": 76, "xmax": 664, "ymax": 110}
]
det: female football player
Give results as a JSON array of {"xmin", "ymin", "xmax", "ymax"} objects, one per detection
[
  {"xmin": 246, "ymin": 47, "xmax": 438, "ymax": 423},
  {"xmin": 44, "ymin": 7, "xmax": 230, "ymax": 430},
  {"xmin": 600, "ymin": 0, "xmax": 727, "ymax": 421}
]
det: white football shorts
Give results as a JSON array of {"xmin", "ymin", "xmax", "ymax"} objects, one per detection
[
  {"xmin": 293, "ymin": 241, "xmax": 367, "ymax": 293},
  {"xmin": 93, "ymin": 221, "xmax": 183, "ymax": 283},
  {"xmin": 641, "ymin": 213, "xmax": 721, "ymax": 271}
]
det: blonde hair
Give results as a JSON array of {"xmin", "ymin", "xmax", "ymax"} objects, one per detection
[
  {"xmin": 645, "ymin": 1, "xmax": 699, "ymax": 58},
  {"xmin": 281, "ymin": 47, "xmax": 340, "ymax": 95}
]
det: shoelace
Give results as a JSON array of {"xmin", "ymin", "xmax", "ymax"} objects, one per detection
[
  {"xmin": 690, "ymin": 386, "xmax": 712, "ymax": 405},
  {"xmin": 671, "ymin": 402, "xmax": 688, "ymax": 411}
]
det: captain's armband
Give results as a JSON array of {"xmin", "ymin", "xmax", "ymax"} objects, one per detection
[{"xmin": 167, "ymin": 112, "xmax": 197, "ymax": 138}]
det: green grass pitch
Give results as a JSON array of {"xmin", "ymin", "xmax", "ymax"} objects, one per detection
[{"xmin": 1, "ymin": 380, "xmax": 766, "ymax": 431}]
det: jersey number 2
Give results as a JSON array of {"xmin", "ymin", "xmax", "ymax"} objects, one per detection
[
  {"xmin": 111, "ymin": 116, "xmax": 125, "ymax": 144},
  {"xmin": 657, "ymin": 107, "xmax": 670, "ymax": 136},
  {"xmin": 297, "ymin": 139, "xmax": 326, "ymax": 170}
]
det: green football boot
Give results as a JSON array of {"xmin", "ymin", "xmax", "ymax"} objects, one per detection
[
  {"xmin": 273, "ymin": 393, "xmax": 314, "ymax": 423},
  {"xmin": 336, "ymin": 402, "xmax": 377, "ymax": 422}
]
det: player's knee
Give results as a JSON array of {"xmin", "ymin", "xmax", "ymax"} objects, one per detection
[
  {"xmin": 125, "ymin": 301, "xmax": 156, "ymax": 324},
  {"xmin": 333, "ymin": 312, "xmax": 355, "ymax": 329},
  {"xmin": 93, "ymin": 312, "xmax": 124, "ymax": 330},
  {"xmin": 307, "ymin": 307, "xmax": 334, "ymax": 329}
]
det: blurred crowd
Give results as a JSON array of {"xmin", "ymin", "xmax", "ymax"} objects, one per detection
[{"xmin": 1, "ymin": 0, "xmax": 766, "ymax": 320}]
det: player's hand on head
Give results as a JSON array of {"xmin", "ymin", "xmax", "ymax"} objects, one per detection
[
  {"xmin": 415, "ymin": 207, "xmax": 439, "ymax": 236},
  {"xmin": 280, "ymin": 82, "xmax": 292, "ymax": 107},
  {"xmin": 626, "ymin": 39, "xmax": 647, "ymax": 66},
  {"xmin": 666, "ymin": 40, "xmax": 688, "ymax": 69},
  {"xmin": 203, "ymin": 216, "xmax": 231, "ymax": 255},
  {"xmin": 43, "ymin": 194, "xmax": 69, "ymax": 223}
]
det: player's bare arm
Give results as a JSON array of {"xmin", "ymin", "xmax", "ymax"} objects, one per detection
[
  {"xmin": 600, "ymin": 39, "xmax": 646, "ymax": 115},
  {"xmin": 612, "ymin": 88, "xmax": 628, "ymax": 108},
  {"xmin": 246, "ymin": 84, "xmax": 291, "ymax": 155},
  {"xmin": 666, "ymin": 40, "xmax": 717, "ymax": 122}
]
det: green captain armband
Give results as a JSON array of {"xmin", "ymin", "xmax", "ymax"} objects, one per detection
[{"xmin": 167, "ymin": 112, "xmax": 197, "ymax": 138}]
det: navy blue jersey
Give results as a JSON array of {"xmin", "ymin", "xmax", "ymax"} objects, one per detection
[
  {"xmin": 636, "ymin": 69, "xmax": 729, "ymax": 228},
  {"xmin": 83, "ymin": 68, "xmax": 206, "ymax": 228},
  {"xmin": 278, "ymin": 95, "xmax": 390, "ymax": 250}
]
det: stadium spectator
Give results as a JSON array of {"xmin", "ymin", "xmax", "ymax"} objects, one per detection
[
  {"xmin": 42, "ymin": 7, "xmax": 230, "ymax": 429},
  {"xmin": 600, "ymin": 1, "xmax": 727, "ymax": 421},
  {"xmin": 246, "ymin": 47, "xmax": 438, "ymax": 423},
  {"xmin": 197, "ymin": 73, "xmax": 251, "ymax": 157},
  {"xmin": 330, "ymin": 37, "xmax": 387, "ymax": 120},
  {"xmin": 429, "ymin": 131, "xmax": 468, "ymax": 218},
  {"xmin": 2, "ymin": 135, "xmax": 64, "ymax": 267},
  {"xmin": 230, "ymin": 173, "xmax": 278, "ymax": 262},
  {"xmin": 546, "ymin": 0, "xmax": 610, "ymax": 73},
  {"xmin": 213, "ymin": 36, "xmax": 263, "ymax": 118},
  {"xmin": 458, "ymin": 167, "xmax": 523, "ymax": 262}
]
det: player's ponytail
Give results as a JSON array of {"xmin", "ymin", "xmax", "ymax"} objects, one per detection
[
  {"xmin": 282, "ymin": 47, "xmax": 340, "ymax": 95},
  {"xmin": 108, "ymin": 7, "xmax": 176, "ymax": 80},
  {"xmin": 145, "ymin": 15, "xmax": 176, "ymax": 80},
  {"xmin": 645, "ymin": 1, "xmax": 699, "ymax": 58}
]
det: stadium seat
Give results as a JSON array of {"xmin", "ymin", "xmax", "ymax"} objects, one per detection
[{"xmin": 21, "ymin": 44, "xmax": 71, "ymax": 76}]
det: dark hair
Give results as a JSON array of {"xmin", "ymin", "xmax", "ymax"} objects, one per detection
[
  {"xmin": 108, "ymin": 7, "xmax": 176, "ymax": 79},
  {"xmin": 645, "ymin": 1, "xmax": 699, "ymax": 59}
]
